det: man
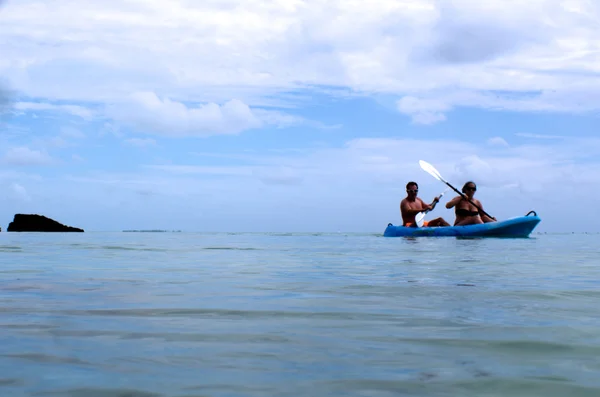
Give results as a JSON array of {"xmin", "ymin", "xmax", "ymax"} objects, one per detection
[{"xmin": 400, "ymin": 181, "xmax": 450, "ymax": 227}]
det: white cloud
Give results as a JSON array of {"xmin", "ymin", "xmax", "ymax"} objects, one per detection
[
  {"xmin": 60, "ymin": 127, "xmax": 85, "ymax": 139},
  {"xmin": 253, "ymin": 166, "xmax": 304, "ymax": 185},
  {"xmin": 29, "ymin": 126, "xmax": 86, "ymax": 149},
  {"xmin": 143, "ymin": 165, "xmax": 254, "ymax": 177},
  {"xmin": 251, "ymin": 108, "xmax": 337, "ymax": 130},
  {"xmin": 124, "ymin": 137, "xmax": 157, "ymax": 147},
  {"xmin": 397, "ymin": 96, "xmax": 450, "ymax": 124},
  {"xmin": 515, "ymin": 132, "xmax": 567, "ymax": 139},
  {"xmin": 9, "ymin": 182, "xmax": 31, "ymax": 202},
  {"xmin": 139, "ymin": 164, "xmax": 306, "ymax": 188},
  {"xmin": 0, "ymin": 169, "xmax": 42, "ymax": 182},
  {"xmin": 2, "ymin": 146, "xmax": 54, "ymax": 166},
  {"xmin": 140, "ymin": 135, "xmax": 600, "ymax": 195},
  {"xmin": 487, "ymin": 137, "xmax": 509, "ymax": 147},
  {"xmin": 106, "ymin": 91, "xmax": 301, "ymax": 137},
  {"xmin": 13, "ymin": 102, "xmax": 94, "ymax": 119},
  {"xmin": 46, "ymin": 136, "xmax": 70, "ymax": 148},
  {"xmin": 0, "ymin": 84, "xmax": 12, "ymax": 114},
  {"xmin": 1, "ymin": 0, "xmax": 599, "ymax": 122},
  {"xmin": 452, "ymin": 155, "xmax": 507, "ymax": 188}
]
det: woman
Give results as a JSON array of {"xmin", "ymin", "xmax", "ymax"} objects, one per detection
[{"xmin": 445, "ymin": 181, "xmax": 496, "ymax": 226}]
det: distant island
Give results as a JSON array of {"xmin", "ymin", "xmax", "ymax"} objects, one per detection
[
  {"xmin": 122, "ymin": 229, "xmax": 182, "ymax": 232},
  {"xmin": 7, "ymin": 214, "xmax": 84, "ymax": 232}
]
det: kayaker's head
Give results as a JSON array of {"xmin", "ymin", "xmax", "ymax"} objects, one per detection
[
  {"xmin": 462, "ymin": 181, "xmax": 477, "ymax": 198},
  {"xmin": 406, "ymin": 181, "xmax": 418, "ymax": 199}
]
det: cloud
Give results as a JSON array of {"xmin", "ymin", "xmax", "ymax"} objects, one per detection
[
  {"xmin": 251, "ymin": 108, "xmax": 339, "ymax": 130},
  {"xmin": 394, "ymin": 85, "xmax": 600, "ymax": 123},
  {"xmin": 143, "ymin": 164, "xmax": 253, "ymax": 177},
  {"xmin": 397, "ymin": 96, "xmax": 450, "ymax": 125},
  {"xmin": 124, "ymin": 137, "xmax": 157, "ymax": 147},
  {"xmin": 2, "ymin": 146, "xmax": 55, "ymax": 166},
  {"xmin": 253, "ymin": 166, "xmax": 303, "ymax": 186},
  {"xmin": 146, "ymin": 163, "xmax": 304, "ymax": 186},
  {"xmin": 29, "ymin": 126, "xmax": 86, "ymax": 149},
  {"xmin": 9, "ymin": 182, "xmax": 31, "ymax": 202},
  {"xmin": 1, "ymin": 0, "xmax": 600, "ymax": 123},
  {"xmin": 60, "ymin": 126, "xmax": 85, "ymax": 139},
  {"xmin": 13, "ymin": 102, "xmax": 95, "ymax": 119},
  {"xmin": 0, "ymin": 80, "xmax": 16, "ymax": 132},
  {"xmin": 106, "ymin": 91, "xmax": 302, "ymax": 137},
  {"xmin": 487, "ymin": 137, "xmax": 509, "ymax": 147},
  {"xmin": 139, "ymin": 135, "xmax": 600, "ymax": 195},
  {"xmin": 0, "ymin": 85, "xmax": 12, "ymax": 113},
  {"xmin": 419, "ymin": 1, "xmax": 552, "ymax": 65},
  {"xmin": 515, "ymin": 132, "xmax": 567, "ymax": 139},
  {"xmin": 15, "ymin": 94, "xmax": 335, "ymax": 136},
  {"xmin": 453, "ymin": 155, "xmax": 506, "ymax": 188}
]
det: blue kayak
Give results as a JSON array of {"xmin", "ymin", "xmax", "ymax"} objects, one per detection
[{"xmin": 383, "ymin": 211, "xmax": 541, "ymax": 238}]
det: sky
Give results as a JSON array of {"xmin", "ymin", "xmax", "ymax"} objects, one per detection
[{"xmin": 1, "ymin": 0, "xmax": 599, "ymax": 232}]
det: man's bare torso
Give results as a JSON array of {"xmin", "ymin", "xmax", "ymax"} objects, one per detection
[{"xmin": 400, "ymin": 197, "xmax": 427, "ymax": 225}]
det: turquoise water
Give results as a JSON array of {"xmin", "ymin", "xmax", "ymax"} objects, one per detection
[{"xmin": 1, "ymin": 231, "xmax": 600, "ymax": 396}]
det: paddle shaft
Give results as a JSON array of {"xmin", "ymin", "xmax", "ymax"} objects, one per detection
[
  {"xmin": 420, "ymin": 189, "xmax": 448, "ymax": 215},
  {"xmin": 442, "ymin": 181, "xmax": 494, "ymax": 220},
  {"xmin": 418, "ymin": 160, "xmax": 495, "ymax": 220},
  {"xmin": 416, "ymin": 188, "xmax": 450, "ymax": 227}
]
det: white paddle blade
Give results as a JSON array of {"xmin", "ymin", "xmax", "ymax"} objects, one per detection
[
  {"xmin": 419, "ymin": 160, "xmax": 444, "ymax": 182},
  {"xmin": 416, "ymin": 211, "xmax": 427, "ymax": 227}
]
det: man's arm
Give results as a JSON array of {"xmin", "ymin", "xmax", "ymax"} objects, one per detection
[
  {"xmin": 418, "ymin": 198, "xmax": 433, "ymax": 212},
  {"xmin": 429, "ymin": 196, "xmax": 440, "ymax": 210}
]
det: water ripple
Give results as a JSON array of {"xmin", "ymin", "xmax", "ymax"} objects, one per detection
[{"xmin": 0, "ymin": 232, "xmax": 599, "ymax": 396}]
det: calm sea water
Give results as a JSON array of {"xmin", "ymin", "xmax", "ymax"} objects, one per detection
[{"xmin": 1, "ymin": 231, "xmax": 600, "ymax": 397}]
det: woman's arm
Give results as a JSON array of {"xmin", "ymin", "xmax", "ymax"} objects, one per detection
[
  {"xmin": 476, "ymin": 200, "xmax": 497, "ymax": 222},
  {"xmin": 445, "ymin": 195, "xmax": 461, "ymax": 209}
]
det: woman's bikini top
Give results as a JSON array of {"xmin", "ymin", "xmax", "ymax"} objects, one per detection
[
  {"xmin": 455, "ymin": 199, "xmax": 479, "ymax": 217},
  {"xmin": 456, "ymin": 208, "xmax": 480, "ymax": 217}
]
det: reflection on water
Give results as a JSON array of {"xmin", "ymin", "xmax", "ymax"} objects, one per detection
[{"xmin": 0, "ymin": 232, "xmax": 599, "ymax": 396}]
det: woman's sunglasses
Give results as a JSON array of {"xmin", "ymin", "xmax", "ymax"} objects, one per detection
[
  {"xmin": 465, "ymin": 186, "xmax": 477, "ymax": 191},
  {"xmin": 407, "ymin": 189, "xmax": 418, "ymax": 193}
]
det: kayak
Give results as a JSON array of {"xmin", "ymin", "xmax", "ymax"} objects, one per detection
[{"xmin": 383, "ymin": 211, "xmax": 541, "ymax": 238}]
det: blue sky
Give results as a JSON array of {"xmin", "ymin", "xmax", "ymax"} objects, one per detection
[{"xmin": 1, "ymin": 0, "xmax": 600, "ymax": 232}]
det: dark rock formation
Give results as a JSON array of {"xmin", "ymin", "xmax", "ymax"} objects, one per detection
[{"xmin": 7, "ymin": 214, "xmax": 84, "ymax": 232}]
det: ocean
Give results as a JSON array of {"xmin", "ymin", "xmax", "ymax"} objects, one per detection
[{"xmin": 1, "ymin": 231, "xmax": 599, "ymax": 397}]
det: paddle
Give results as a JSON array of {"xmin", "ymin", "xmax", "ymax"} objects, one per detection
[
  {"xmin": 415, "ymin": 188, "xmax": 450, "ymax": 227},
  {"xmin": 418, "ymin": 160, "xmax": 495, "ymax": 220}
]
